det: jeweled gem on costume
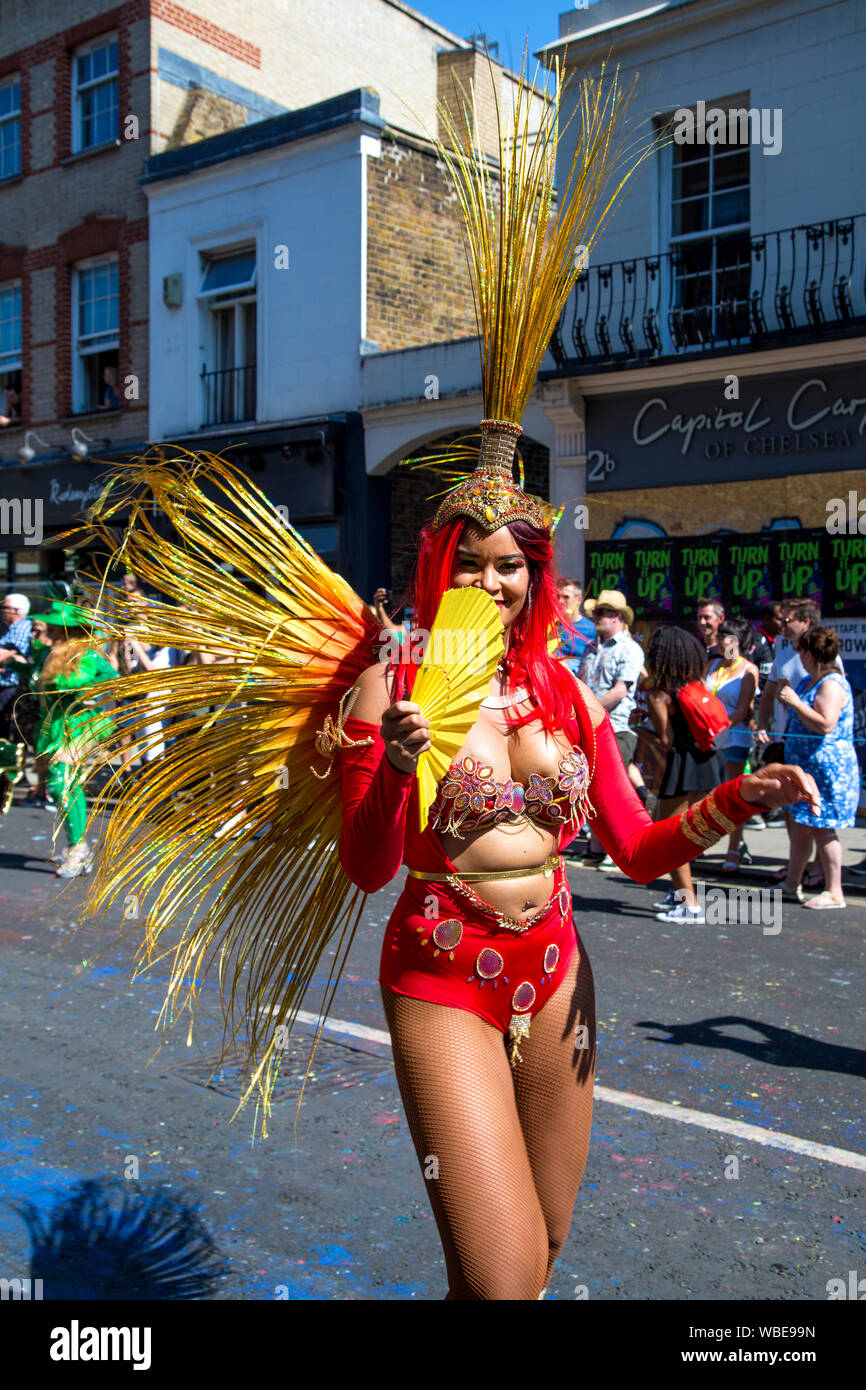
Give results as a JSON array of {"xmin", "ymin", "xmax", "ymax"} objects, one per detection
[
  {"xmin": 432, "ymin": 919, "xmax": 463, "ymax": 952},
  {"xmin": 512, "ymin": 982, "xmax": 536, "ymax": 1012},
  {"xmin": 543, "ymin": 943, "xmax": 560, "ymax": 974},
  {"xmin": 476, "ymin": 948, "xmax": 504, "ymax": 979}
]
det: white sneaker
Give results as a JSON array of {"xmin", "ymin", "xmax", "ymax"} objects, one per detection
[
  {"xmin": 597, "ymin": 854, "xmax": 618, "ymax": 872},
  {"xmin": 748, "ymin": 814, "xmax": 767, "ymax": 830},
  {"xmin": 655, "ymin": 902, "xmax": 705, "ymax": 924},
  {"xmin": 56, "ymin": 842, "xmax": 93, "ymax": 878},
  {"xmin": 652, "ymin": 887, "xmax": 677, "ymax": 910}
]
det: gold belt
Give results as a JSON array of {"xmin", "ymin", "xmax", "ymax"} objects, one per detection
[{"xmin": 407, "ymin": 853, "xmax": 562, "ymax": 884}]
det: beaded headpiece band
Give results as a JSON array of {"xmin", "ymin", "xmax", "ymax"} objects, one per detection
[{"xmin": 431, "ymin": 420, "xmax": 546, "ymax": 533}]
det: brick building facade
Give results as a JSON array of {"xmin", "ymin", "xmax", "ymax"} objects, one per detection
[
  {"xmin": 0, "ymin": 2, "xmax": 151, "ymax": 459},
  {"xmin": 366, "ymin": 133, "xmax": 477, "ymax": 354},
  {"xmin": 365, "ymin": 42, "xmax": 550, "ymax": 353}
]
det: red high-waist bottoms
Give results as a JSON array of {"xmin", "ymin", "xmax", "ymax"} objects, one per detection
[
  {"xmin": 338, "ymin": 684, "xmax": 756, "ymax": 1049},
  {"xmin": 380, "ymin": 859, "xmax": 581, "ymax": 1035}
]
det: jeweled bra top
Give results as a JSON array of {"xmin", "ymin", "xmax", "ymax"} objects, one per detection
[{"xmin": 428, "ymin": 749, "xmax": 592, "ymax": 837}]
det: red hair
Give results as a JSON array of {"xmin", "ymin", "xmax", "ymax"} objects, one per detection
[{"xmin": 395, "ymin": 515, "xmax": 579, "ymax": 734}]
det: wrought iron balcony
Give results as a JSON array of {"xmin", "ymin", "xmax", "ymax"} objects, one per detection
[
  {"xmin": 548, "ymin": 215, "xmax": 866, "ymax": 371},
  {"xmin": 200, "ymin": 363, "xmax": 256, "ymax": 427}
]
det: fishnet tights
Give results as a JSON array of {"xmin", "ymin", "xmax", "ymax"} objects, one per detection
[{"xmin": 382, "ymin": 942, "xmax": 596, "ymax": 1300}]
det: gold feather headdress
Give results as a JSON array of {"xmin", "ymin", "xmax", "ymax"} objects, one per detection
[{"xmin": 405, "ymin": 51, "xmax": 652, "ymax": 532}]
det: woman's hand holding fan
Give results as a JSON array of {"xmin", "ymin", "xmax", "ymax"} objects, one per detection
[{"xmin": 381, "ymin": 700, "xmax": 432, "ymax": 774}]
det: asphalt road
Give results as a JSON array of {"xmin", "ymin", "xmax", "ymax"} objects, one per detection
[{"xmin": 0, "ymin": 799, "xmax": 864, "ymax": 1302}]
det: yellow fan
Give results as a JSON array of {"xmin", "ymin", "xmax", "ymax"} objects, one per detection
[{"xmin": 413, "ymin": 587, "xmax": 504, "ymax": 830}]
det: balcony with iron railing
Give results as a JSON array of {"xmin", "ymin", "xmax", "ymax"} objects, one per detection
[
  {"xmin": 200, "ymin": 363, "xmax": 256, "ymax": 427},
  {"xmin": 547, "ymin": 215, "xmax": 866, "ymax": 373}
]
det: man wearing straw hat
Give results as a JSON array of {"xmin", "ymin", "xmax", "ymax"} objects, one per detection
[{"xmin": 579, "ymin": 589, "xmax": 644, "ymax": 868}]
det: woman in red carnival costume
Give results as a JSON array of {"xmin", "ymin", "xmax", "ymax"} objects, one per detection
[
  {"xmin": 335, "ymin": 453, "xmax": 819, "ymax": 1301},
  {"xmin": 72, "ymin": 58, "xmax": 821, "ymax": 1302}
]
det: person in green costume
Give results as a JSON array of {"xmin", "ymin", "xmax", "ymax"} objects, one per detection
[{"xmin": 29, "ymin": 603, "xmax": 117, "ymax": 877}]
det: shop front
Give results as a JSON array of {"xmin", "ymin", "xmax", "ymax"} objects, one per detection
[
  {"xmin": 0, "ymin": 454, "xmax": 132, "ymax": 603},
  {"xmin": 0, "ymin": 415, "xmax": 389, "ymax": 606},
  {"xmin": 584, "ymin": 362, "xmax": 866, "ymax": 552},
  {"xmin": 583, "ymin": 360, "xmax": 866, "ymax": 650}
]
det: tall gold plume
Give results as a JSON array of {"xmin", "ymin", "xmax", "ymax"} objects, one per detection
[
  {"xmin": 403, "ymin": 49, "xmax": 657, "ymax": 520},
  {"xmin": 65, "ymin": 448, "xmax": 379, "ymax": 1137}
]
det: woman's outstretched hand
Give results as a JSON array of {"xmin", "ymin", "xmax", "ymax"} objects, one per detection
[
  {"xmin": 381, "ymin": 700, "xmax": 431, "ymax": 774},
  {"xmin": 739, "ymin": 763, "xmax": 821, "ymax": 816}
]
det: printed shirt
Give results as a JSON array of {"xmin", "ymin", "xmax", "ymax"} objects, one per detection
[
  {"xmin": 579, "ymin": 629, "xmax": 644, "ymax": 732},
  {"xmin": 0, "ymin": 617, "xmax": 32, "ymax": 688}
]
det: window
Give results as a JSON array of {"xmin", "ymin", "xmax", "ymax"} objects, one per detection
[
  {"xmin": 199, "ymin": 251, "xmax": 256, "ymax": 297},
  {"xmin": 0, "ymin": 77, "xmax": 21, "ymax": 180},
  {"xmin": 198, "ymin": 248, "xmax": 257, "ymax": 426},
  {"xmin": 0, "ymin": 283, "xmax": 22, "ymax": 371},
  {"xmin": 670, "ymin": 107, "xmax": 751, "ymax": 346},
  {"xmin": 73, "ymin": 258, "xmax": 119, "ymax": 413},
  {"xmin": 73, "ymin": 38, "xmax": 119, "ymax": 152},
  {"xmin": 0, "ymin": 282, "xmax": 22, "ymax": 425}
]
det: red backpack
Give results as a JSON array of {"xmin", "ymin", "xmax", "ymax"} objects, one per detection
[{"xmin": 676, "ymin": 681, "xmax": 730, "ymax": 751}]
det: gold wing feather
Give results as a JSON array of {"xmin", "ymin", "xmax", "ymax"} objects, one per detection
[{"xmin": 66, "ymin": 447, "xmax": 380, "ymax": 1137}]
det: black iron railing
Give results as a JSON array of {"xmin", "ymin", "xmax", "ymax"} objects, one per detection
[
  {"xmin": 548, "ymin": 215, "xmax": 866, "ymax": 371},
  {"xmin": 200, "ymin": 363, "xmax": 256, "ymax": 426}
]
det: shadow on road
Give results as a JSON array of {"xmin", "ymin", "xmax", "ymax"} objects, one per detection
[
  {"xmin": 0, "ymin": 849, "xmax": 56, "ymax": 873},
  {"xmin": 10, "ymin": 1176, "xmax": 228, "ymax": 1299},
  {"xmin": 635, "ymin": 1015, "xmax": 866, "ymax": 1078}
]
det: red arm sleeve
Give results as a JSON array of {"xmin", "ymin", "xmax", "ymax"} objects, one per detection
[
  {"xmin": 588, "ymin": 715, "xmax": 755, "ymax": 884},
  {"xmin": 337, "ymin": 714, "xmax": 414, "ymax": 893}
]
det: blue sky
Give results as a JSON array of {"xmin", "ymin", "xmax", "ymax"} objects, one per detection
[{"xmin": 418, "ymin": 1, "xmax": 581, "ymax": 74}]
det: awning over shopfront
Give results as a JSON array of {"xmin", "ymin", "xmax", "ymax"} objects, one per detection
[
  {"xmin": 585, "ymin": 364, "xmax": 866, "ymax": 491},
  {"xmin": 0, "ymin": 456, "xmax": 125, "ymax": 550}
]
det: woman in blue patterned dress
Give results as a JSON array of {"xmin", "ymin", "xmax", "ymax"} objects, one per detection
[{"xmin": 781, "ymin": 626, "xmax": 859, "ymax": 908}]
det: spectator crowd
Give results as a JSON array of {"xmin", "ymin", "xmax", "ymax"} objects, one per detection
[
  {"xmin": 2, "ymin": 570, "xmax": 864, "ymax": 911},
  {"xmin": 552, "ymin": 583, "xmax": 866, "ymax": 920}
]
